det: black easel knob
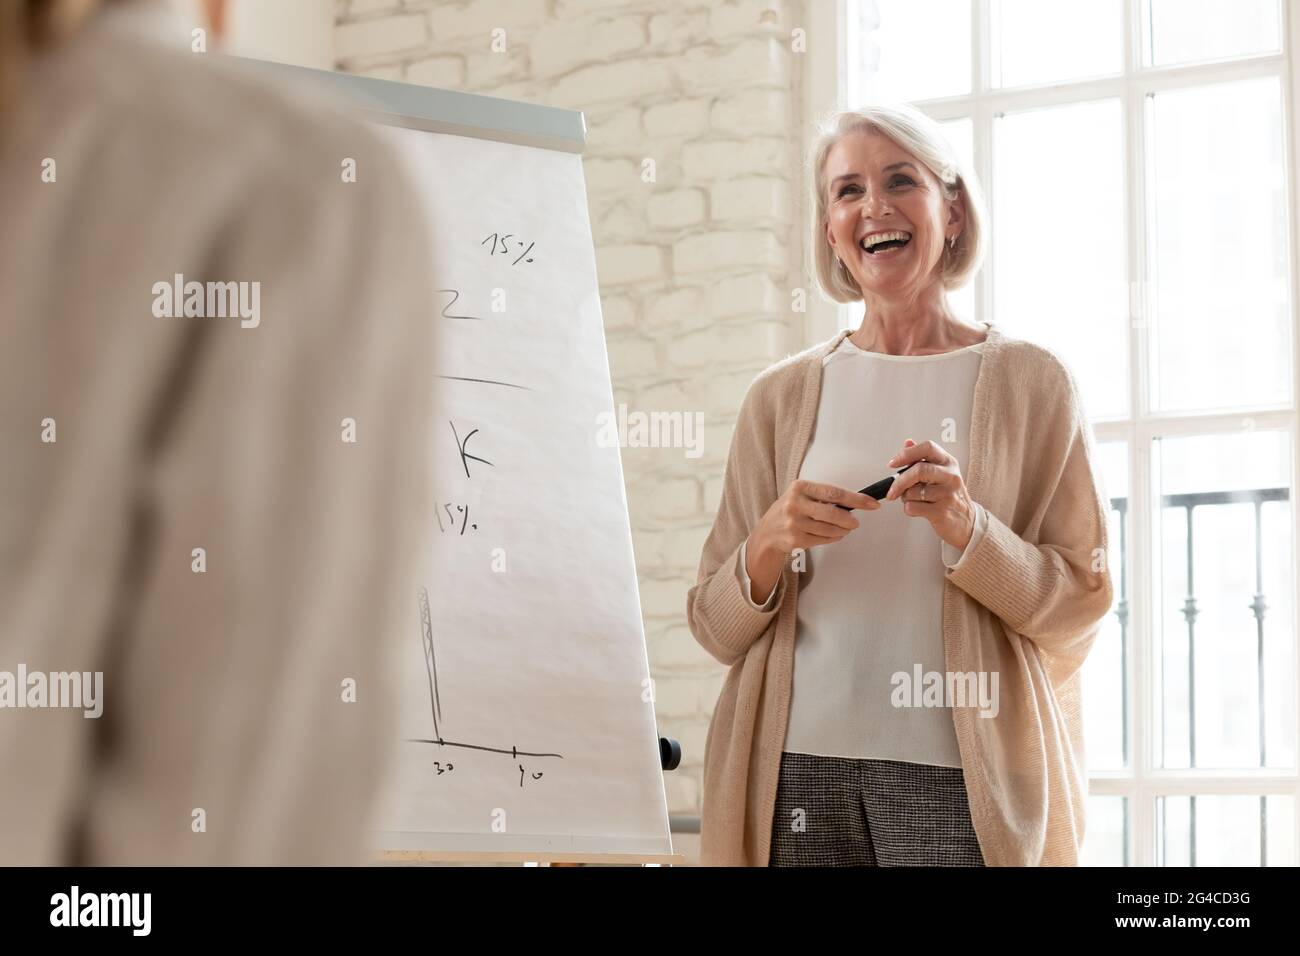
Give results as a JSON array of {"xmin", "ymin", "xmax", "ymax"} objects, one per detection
[{"xmin": 659, "ymin": 737, "xmax": 681, "ymax": 771}]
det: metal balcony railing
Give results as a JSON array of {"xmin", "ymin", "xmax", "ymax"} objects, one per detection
[{"xmin": 1108, "ymin": 486, "xmax": 1292, "ymax": 866}]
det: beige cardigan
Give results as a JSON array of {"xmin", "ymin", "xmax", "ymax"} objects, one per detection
[{"xmin": 686, "ymin": 324, "xmax": 1115, "ymax": 866}]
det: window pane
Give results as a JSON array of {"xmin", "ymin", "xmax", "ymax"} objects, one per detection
[
  {"xmin": 860, "ymin": 0, "xmax": 971, "ymax": 104},
  {"xmin": 1082, "ymin": 795, "xmax": 1128, "ymax": 865},
  {"xmin": 1085, "ymin": 441, "xmax": 1129, "ymax": 771},
  {"xmin": 992, "ymin": 0, "xmax": 1123, "ymax": 89},
  {"xmin": 1145, "ymin": 0, "xmax": 1282, "ymax": 68},
  {"xmin": 1148, "ymin": 77, "xmax": 1292, "ymax": 412},
  {"xmin": 1154, "ymin": 430, "xmax": 1296, "ymax": 771},
  {"xmin": 938, "ymin": 117, "xmax": 977, "ymax": 324},
  {"xmin": 993, "ymin": 99, "xmax": 1129, "ymax": 419},
  {"xmin": 1158, "ymin": 795, "xmax": 1294, "ymax": 865},
  {"xmin": 938, "ymin": 117, "xmax": 974, "ymax": 178}
]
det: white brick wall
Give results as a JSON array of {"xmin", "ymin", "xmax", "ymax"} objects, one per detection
[{"xmin": 335, "ymin": 0, "xmax": 810, "ymax": 830}]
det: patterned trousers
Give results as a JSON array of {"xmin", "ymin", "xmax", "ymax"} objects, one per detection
[{"xmin": 768, "ymin": 751, "xmax": 986, "ymax": 866}]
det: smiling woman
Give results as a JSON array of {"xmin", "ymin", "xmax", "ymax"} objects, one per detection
[
  {"xmin": 687, "ymin": 102, "xmax": 1115, "ymax": 867},
  {"xmin": 812, "ymin": 105, "xmax": 987, "ymax": 316}
]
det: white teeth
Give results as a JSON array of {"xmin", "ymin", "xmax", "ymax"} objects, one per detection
[{"xmin": 860, "ymin": 230, "xmax": 912, "ymax": 252}]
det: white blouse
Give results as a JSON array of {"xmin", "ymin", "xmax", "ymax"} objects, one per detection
[{"xmin": 738, "ymin": 334, "xmax": 989, "ymax": 767}]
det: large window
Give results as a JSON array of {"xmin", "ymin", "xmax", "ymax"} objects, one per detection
[{"xmin": 843, "ymin": 0, "xmax": 1299, "ymax": 866}]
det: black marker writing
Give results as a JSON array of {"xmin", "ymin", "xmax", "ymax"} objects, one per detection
[
  {"xmin": 436, "ymin": 288, "xmax": 481, "ymax": 320},
  {"xmin": 450, "ymin": 421, "xmax": 493, "ymax": 479},
  {"xmin": 410, "ymin": 593, "xmax": 564, "ymax": 775},
  {"xmin": 434, "ymin": 500, "xmax": 477, "ymax": 535},
  {"xmin": 436, "ymin": 374, "xmax": 531, "ymax": 390},
  {"xmin": 519, "ymin": 764, "xmax": 544, "ymax": 787},
  {"xmin": 482, "ymin": 232, "xmax": 535, "ymax": 265}
]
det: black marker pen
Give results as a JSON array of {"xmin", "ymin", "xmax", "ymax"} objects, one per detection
[{"xmin": 835, "ymin": 462, "xmax": 917, "ymax": 510}]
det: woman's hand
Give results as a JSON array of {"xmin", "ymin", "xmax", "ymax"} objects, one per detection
[
  {"xmin": 744, "ymin": 480, "xmax": 880, "ymax": 604},
  {"xmin": 884, "ymin": 438, "xmax": 976, "ymax": 552}
]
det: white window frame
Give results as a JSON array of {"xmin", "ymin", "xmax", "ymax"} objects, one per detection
[{"xmin": 805, "ymin": 0, "xmax": 1300, "ymax": 866}]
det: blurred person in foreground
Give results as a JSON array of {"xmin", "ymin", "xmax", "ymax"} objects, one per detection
[{"xmin": 0, "ymin": 0, "xmax": 435, "ymax": 864}]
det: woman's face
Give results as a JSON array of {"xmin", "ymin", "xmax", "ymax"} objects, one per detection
[{"xmin": 824, "ymin": 129, "xmax": 961, "ymax": 301}]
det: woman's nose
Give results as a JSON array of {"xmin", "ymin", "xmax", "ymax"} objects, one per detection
[{"xmin": 860, "ymin": 186, "xmax": 891, "ymax": 219}]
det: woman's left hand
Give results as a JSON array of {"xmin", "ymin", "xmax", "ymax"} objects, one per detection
[{"xmin": 884, "ymin": 438, "xmax": 976, "ymax": 552}]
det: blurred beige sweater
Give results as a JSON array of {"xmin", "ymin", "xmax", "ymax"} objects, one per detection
[
  {"xmin": 686, "ymin": 325, "xmax": 1115, "ymax": 866},
  {"xmin": 0, "ymin": 8, "xmax": 434, "ymax": 863}
]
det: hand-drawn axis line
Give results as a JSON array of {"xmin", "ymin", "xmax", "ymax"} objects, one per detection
[
  {"xmin": 419, "ymin": 585, "xmax": 443, "ymax": 738},
  {"xmin": 403, "ymin": 738, "xmax": 564, "ymax": 759},
  {"xmin": 436, "ymin": 374, "xmax": 531, "ymax": 390},
  {"xmin": 415, "ymin": 586, "xmax": 564, "ymax": 760}
]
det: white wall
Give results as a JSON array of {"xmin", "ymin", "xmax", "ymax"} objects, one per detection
[
  {"xmin": 225, "ymin": 0, "xmax": 334, "ymax": 67},
  {"xmin": 168, "ymin": 0, "xmax": 335, "ymax": 67}
]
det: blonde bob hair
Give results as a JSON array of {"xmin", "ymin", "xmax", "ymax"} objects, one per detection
[{"xmin": 809, "ymin": 103, "xmax": 987, "ymax": 303}]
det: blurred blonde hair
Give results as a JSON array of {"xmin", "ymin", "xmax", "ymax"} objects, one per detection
[
  {"xmin": 809, "ymin": 103, "xmax": 987, "ymax": 303},
  {"xmin": 0, "ymin": 0, "xmax": 106, "ymax": 110}
]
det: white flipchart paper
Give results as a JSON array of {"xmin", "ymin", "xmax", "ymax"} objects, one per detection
[{"xmin": 373, "ymin": 125, "xmax": 672, "ymax": 859}]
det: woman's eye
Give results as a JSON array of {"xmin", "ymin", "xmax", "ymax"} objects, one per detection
[{"xmin": 837, "ymin": 177, "xmax": 913, "ymax": 198}]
